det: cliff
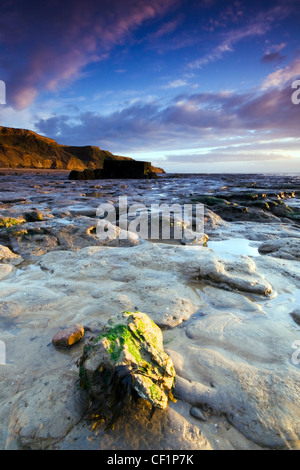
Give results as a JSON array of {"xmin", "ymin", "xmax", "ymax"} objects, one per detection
[{"xmin": 0, "ymin": 126, "xmax": 136, "ymax": 170}]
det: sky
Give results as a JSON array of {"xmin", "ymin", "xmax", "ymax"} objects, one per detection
[{"xmin": 0, "ymin": 0, "xmax": 300, "ymax": 173}]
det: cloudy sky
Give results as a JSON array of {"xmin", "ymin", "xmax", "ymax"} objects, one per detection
[{"xmin": 0, "ymin": 0, "xmax": 300, "ymax": 173}]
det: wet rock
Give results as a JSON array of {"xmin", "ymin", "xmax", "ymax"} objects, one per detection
[
  {"xmin": 23, "ymin": 210, "xmax": 43, "ymax": 222},
  {"xmin": 0, "ymin": 264, "xmax": 12, "ymax": 280},
  {"xmin": 181, "ymin": 232, "xmax": 209, "ymax": 246},
  {"xmin": 174, "ymin": 367, "xmax": 300, "ymax": 449},
  {"xmin": 37, "ymin": 243, "xmax": 273, "ymax": 330},
  {"xmin": 96, "ymin": 219, "xmax": 141, "ymax": 247},
  {"xmin": 51, "ymin": 210, "xmax": 72, "ymax": 218},
  {"xmin": 0, "ymin": 244, "xmax": 23, "ymax": 265},
  {"xmin": 195, "ymin": 252, "xmax": 273, "ymax": 296},
  {"xmin": 5, "ymin": 371, "xmax": 88, "ymax": 450},
  {"xmin": 258, "ymin": 238, "xmax": 300, "ymax": 261},
  {"xmin": 190, "ymin": 406, "xmax": 207, "ymax": 421},
  {"xmin": 0, "ymin": 194, "xmax": 26, "ymax": 204},
  {"xmin": 8, "ymin": 225, "xmax": 59, "ymax": 258},
  {"xmin": 52, "ymin": 324, "xmax": 84, "ymax": 348},
  {"xmin": 1, "ymin": 171, "xmax": 299, "ymax": 450},
  {"xmin": 189, "ymin": 191, "xmax": 298, "ymax": 223},
  {"xmin": 165, "ymin": 349, "xmax": 184, "ymax": 376},
  {"xmin": 6, "ymin": 216, "xmax": 141, "ymax": 257},
  {"xmin": 78, "ymin": 311, "xmax": 176, "ymax": 427},
  {"xmin": 204, "ymin": 208, "xmax": 228, "ymax": 232}
]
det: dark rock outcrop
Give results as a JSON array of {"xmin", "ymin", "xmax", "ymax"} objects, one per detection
[{"xmin": 68, "ymin": 160, "xmax": 159, "ymax": 180}]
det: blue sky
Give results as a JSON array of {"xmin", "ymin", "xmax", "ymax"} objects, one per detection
[{"xmin": 0, "ymin": 0, "xmax": 300, "ymax": 173}]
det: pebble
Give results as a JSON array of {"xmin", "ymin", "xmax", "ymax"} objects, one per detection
[
  {"xmin": 52, "ymin": 324, "xmax": 84, "ymax": 348},
  {"xmin": 190, "ymin": 406, "xmax": 207, "ymax": 421}
]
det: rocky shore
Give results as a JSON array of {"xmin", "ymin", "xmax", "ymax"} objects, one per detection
[{"xmin": 0, "ymin": 170, "xmax": 299, "ymax": 450}]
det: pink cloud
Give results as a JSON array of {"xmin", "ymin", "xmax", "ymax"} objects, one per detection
[
  {"xmin": 262, "ymin": 58, "xmax": 300, "ymax": 89},
  {"xmin": 11, "ymin": 87, "xmax": 38, "ymax": 110}
]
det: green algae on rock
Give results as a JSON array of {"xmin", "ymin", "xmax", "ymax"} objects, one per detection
[
  {"xmin": 0, "ymin": 217, "xmax": 23, "ymax": 228},
  {"xmin": 78, "ymin": 311, "xmax": 176, "ymax": 422}
]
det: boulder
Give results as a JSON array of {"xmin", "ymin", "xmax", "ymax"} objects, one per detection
[
  {"xmin": 23, "ymin": 210, "xmax": 43, "ymax": 222},
  {"xmin": 78, "ymin": 311, "xmax": 176, "ymax": 427}
]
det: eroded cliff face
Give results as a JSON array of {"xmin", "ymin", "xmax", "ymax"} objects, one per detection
[{"xmin": 0, "ymin": 126, "xmax": 133, "ymax": 170}]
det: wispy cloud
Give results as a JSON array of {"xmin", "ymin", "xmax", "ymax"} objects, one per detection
[
  {"xmin": 164, "ymin": 150, "xmax": 295, "ymax": 164},
  {"xmin": 149, "ymin": 18, "xmax": 182, "ymax": 40},
  {"xmin": 203, "ymin": 1, "xmax": 244, "ymax": 32},
  {"xmin": 189, "ymin": 23, "xmax": 267, "ymax": 69},
  {"xmin": 1, "ymin": 0, "xmax": 178, "ymax": 109},
  {"xmin": 189, "ymin": 5, "xmax": 291, "ymax": 69},
  {"xmin": 163, "ymin": 79, "xmax": 189, "ymax": 89}
]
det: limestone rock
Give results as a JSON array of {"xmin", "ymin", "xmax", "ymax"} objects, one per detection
[
  {"xmin": 5, "ymin": 371, "xmax": 88, "ymax": 450},
  {"xmin": 0, "ymin": 264, "xmax": 12, "ymax": 280},
  {"xmin": 258, "ymin": 238, "xmax": 300, "ymax": 261},
  {"xmin": 78, "ymin": 311, "xmax": 176, "ymax": 425},
  {"xmin": 0, "ymin": 244, "xmax": 23, "ymax": 265},
  {"xmin": 7, "ymin": 216, "xmax": 141, "ymax": 258}
]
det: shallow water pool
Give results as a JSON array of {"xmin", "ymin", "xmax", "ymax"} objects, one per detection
[{"xmin": 207, "ymin": 237, "xmax": 260, "ymax": 257}]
